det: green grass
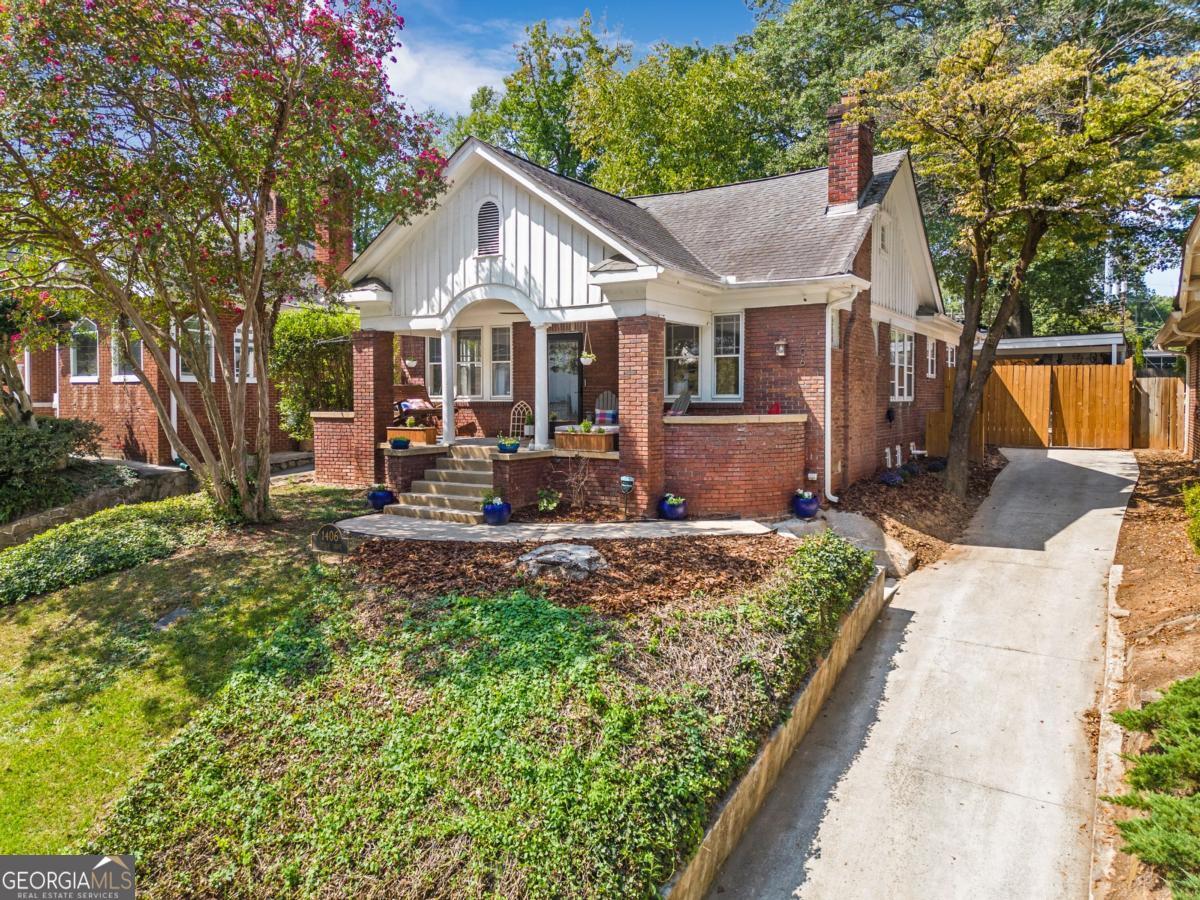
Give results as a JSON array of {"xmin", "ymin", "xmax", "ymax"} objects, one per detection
[
  {"xmin": 0, "ymin": 481, "xmax": 365, "ymax": 852},
  {"xmin": 1110, "ymin": 674, "xmax": 1200, "ymax": 899},
  {"xmin": 90, "ymin": 532, "xmax": 875, "ymax": 898},
  {"xmin": 1184, "ymin": 482, "xmax": 1200, "ymax": 554}
]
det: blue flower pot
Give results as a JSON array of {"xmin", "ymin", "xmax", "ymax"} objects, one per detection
[
  {"xmin": 658, "ymin": 498, "xmax": 688, "ymax": 520},
  {"xmin": 792, "ymin": 493, "xmax": 820, "ymax": 519},
  {"xmin": 367, "ymin": 489, "xmax": 396, "ymax": 511},
  {"xmin": 482, "ymin": 501, "xmax": 512, "ymax": 526},
  {"xmin": 497, "ymin": 442, "xmax": 520, "ymax": 454},
  {"xmin": 390, "ymin": 437, "xmax": 411, "ymax": 450}
]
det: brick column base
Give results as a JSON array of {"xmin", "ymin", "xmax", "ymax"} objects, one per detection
[
  {"xmin": 617, "ymin": 316, "xmax": 665, "ymax": 516},
  {"xmin": 350, "ymin": 329, "xmax": 394, "ymax": 485}
]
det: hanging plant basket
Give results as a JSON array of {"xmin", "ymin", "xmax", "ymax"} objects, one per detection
[
  {"xmin": 580, "ymin": 352, "xmax": 596, "ymax": 367},
  {"xmin": 580, "ymin": 324, "xmax": 597, "ymax": 366}
]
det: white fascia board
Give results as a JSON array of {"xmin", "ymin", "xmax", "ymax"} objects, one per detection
[
  {"xmin": 588, "ymin": 265, "xmax": 663, "ymax": 286},
  {"xmin": 360, "ymin": 304, "xmax": 617, "ymax": 335},
  {"xmin": 875, "ymin": 305, "xmax": 959, "ymax": 341}
]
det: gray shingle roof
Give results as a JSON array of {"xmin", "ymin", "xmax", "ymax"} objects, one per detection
[{"xmin": 467, "ymin": 138, "xmax": 906, "ymax": 284}]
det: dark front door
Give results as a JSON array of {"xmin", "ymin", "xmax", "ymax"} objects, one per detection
[{"xmin": 547, "ymin": 333, "xmax": 583, "ymax": 424}]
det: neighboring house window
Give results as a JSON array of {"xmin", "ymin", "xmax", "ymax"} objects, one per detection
[
  {"xmin": 890, "ymin": 328, "xmax": 914, "ymax": 401},
  {"xmin": 665, "ymin": 323, "xmax": 700, "ymax": 398},
  {"xmin": 70, "ymin": 318, "xmax": 99, "ymax": 382},
  {"xmin": 926, "ymin": 339, "xmax": 937, "ymax": 378},
  {"xmin": 947, "ymin": 344, "xmax": 957, "ymax": 368},
  {"xmin": 426, "ymin": 337, "xmax": 443, "ymax": 398},
  {"xmin": 456, "ymin": 328, "xmax": 483, "ymax": 397},
  {"xmin": 233, "ymin": 323, "xmax": 256, "ymax": 382},
  {"xmin": 477, "ymin": 201, "xmax": 500, "ymax": 256},
  {"xmin": 112, "ymin": 328, "xmax": 143, "ymax": 382},
  {"xmin": 713, "ymin": 313, "xmax": 743, "ymax": 398},
  {"xmin": 178, "ymin": 316, "xmax": 213, "ymax": 382},
  {"xmin": 490, "ymin": 326, "xmax": 511, "ymax": 398}
]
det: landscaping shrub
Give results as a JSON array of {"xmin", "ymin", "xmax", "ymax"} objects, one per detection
[
  {"xmin": 91, "ymin": 534, "xmax": 877, "ymax": 897},
  {"xmin": 0, "ymin": 495, "xmax": 211, "ymax": 605},
  {"xmin": 1110, "ymin": 675, "xmax": 1200, "ymax": 898},
  {"xmin": 0, "ymin": 417, "xmax": 102, "ymax": 523},
  {"xmin": 270, "ymin": 305, "xmax": 357, "ymax": 441},
  {"xmin": 1184, "ymin": 482, "xmax": 1200, "ymax": 554}
]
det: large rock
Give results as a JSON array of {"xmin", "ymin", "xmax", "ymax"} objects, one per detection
[
  {"xmin": 822, "ymin": 509, "xmax": 915, "ymax": 578},
  {"xmin": 516, "ymin": 543, "xmax": 608, "ymax": 582},
  {"xmin": 772, "ymin": 517, "xmax": 829, "ymax": 540}
]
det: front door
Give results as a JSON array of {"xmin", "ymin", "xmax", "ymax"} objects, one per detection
[{"xmin": 547, "ymin": 333, "xmax": 583, "ymax": 424}]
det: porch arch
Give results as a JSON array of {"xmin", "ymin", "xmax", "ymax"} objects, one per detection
[{"xmin": 440, "ymin": 283, "xmax": 549, "ymax": 330}]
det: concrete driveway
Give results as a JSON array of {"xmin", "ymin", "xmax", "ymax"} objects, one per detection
[{"xmin": 709, "ymin": 448, "xmax": 1138, "ymax": 900}]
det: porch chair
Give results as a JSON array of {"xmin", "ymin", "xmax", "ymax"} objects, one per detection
[
  {"xmin": 667, "ymin": 390, "xmax": 692, "ymax": 416},
  {"xmin": 393, "ymin": 383, "xmax": 441, "ymax": 427}
]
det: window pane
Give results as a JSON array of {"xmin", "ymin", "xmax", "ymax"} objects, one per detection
[
  {"xmin": 233, "ymin": 327, "xmax": 254, "ymax": 380},
  {"xmin": 115, "ymin": 334, "xmax": 142, "ymax": 377},
  {"xmin": 491, "ymin": 327, "xmax": 510, "ymax": 362},
  {"xmin": 457, "ymin": 329, "xmax": 481, "ymax": 363},
  {"xmin": 667, "ymin": 358, "xmax": 698, "ymax": 396},
  {"xmin": 72, "ymin": 323, "xmax": 98, "ymax": 377},
  {"xmin": 180, "ymin": 319, "xmax": 208, "ymax": 378},
  {"xmin": 429, "ymin": 363, "xmax": 442, "ymax": 397},
  {"xmin": 457, "ymin": 362, "xmax": 481, "ymax": 397},
  {"xmin": 713, "ymin": 315, "xmax": 740, "ymax": 356},
  {"xmin": 428, "ymin": 337, "xmax": 442, "ymax": 364},
  {"xmin": 492, "ymin": 362, "xmax": 511, "ymax": 397},
  {"xmin": 715, "ymin": 357, "xmax": 739, "ymax": 396},
  {"xmin": 666, "ymin": 324, "xmax": 699, "ymax": 359}
]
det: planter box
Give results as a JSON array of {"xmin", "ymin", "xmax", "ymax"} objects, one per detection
[
  {"xmin": 554, "ymin": 430, "xmax": 616, "ymax": 453},
  {"xmin": 388, "ymin": 425, "xmax": 438, "ymax": 445}
]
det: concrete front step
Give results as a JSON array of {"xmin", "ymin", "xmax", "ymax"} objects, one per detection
[
  {"xmin": 396, "ymin": 492, "xmax": 483, "ymax": 512},
  {"xmin": 410, "ymin": 480, "xmax": 490, "ymax": 498},
  {"xmin": 434, "ymin": 458, "xmax": 493, "ymax": 473},
  {"xmin": 446, "ymin": 444, "xmax": 495, "ymax": 460},
  {"xmin": 382, "ymin": 503, "xmax": 485, "ymax": 524},
  {"xmin": 421, "ymin": 467, "xmax": 493, "ymax": 485}
]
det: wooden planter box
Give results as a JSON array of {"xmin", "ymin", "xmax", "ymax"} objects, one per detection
[
  {"xmin": 388, "ymin": 425, "xmax": 438, "ymax": 445},
  {"xmin": 554, "ymin": 430, "xmax": 616, "ymax": 453}
]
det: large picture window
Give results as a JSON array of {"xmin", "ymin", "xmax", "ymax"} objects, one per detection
[
  {"xmin": 455, "ymin": 328, "xmax": 483, "ymax": 398},
  {"xmin": 890, "ymin": 328, "xmax": 914, "ymax": 401},
  {"xmin": 70, "ymin": 319, "xmax": 99, "ymax": 382},
  {"xmin": 490, "ymin": 327, "xmax": 511, "ymax": 398},
  {"xmin": 112, "ymin": 328, "xmax": 143, "ymax": 382},
  {"xmin": 713, "ymin": 314, "xmax": 742, "ymax": 398},
  {"xmin": 665, "ymin": 323, "xmax": 700, "ymax": 398}
]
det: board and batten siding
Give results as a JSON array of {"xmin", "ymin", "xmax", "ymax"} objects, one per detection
[
  {"xmin": 380, "ymin": 167, "xmax": 615, "ymax": 318},
  {"xmin": 869, "ymin": 164, "xmax": 934, "ymax": 319}
]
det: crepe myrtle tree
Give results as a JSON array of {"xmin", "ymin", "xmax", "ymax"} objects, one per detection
[
  {"xmin": 854, "ymin": 25, "xmax": 1199, "ymax": 497},
  {"xmin": 0, "ymin": 0, "xmax": 445, "ymax": 522}
]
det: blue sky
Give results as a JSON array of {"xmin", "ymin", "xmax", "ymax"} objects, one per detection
[{"xmin": 385, "ymin": 0, "xmax": 1182, "ymax": 297}]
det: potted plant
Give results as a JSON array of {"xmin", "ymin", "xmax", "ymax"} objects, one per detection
[
  {"xmin": 555, "ymin": 418, "xmax": 617, "ymax": 453},
  {"xmin": 792, "ymin": 489, "xmax": 820, "ymax": 519},
  {"xmin": 387, "ymin": 414, "xmax": 438, "ymax": 445},
  {"xmin": 879, "ymin": 470, "xmax": 904, "ymax": 487},
  {"xmin": 523, "ymin": 412, "xmax": 535, "ymax": 438},
  {"xmin": 481, "ymin": 491, "xmax": 511, "ymax": 526},
  {"xmin": 497, "ymin": 434, "xmax": 521, "ymax": 454},
  {"xmin": 658, "ymin": 493, "xmax": 688, "ymax": 520},
  {"xmin": 367, "ymin": 483, "xmax": 396, "ymax": 511},
  {"xmin": 390, "ymin": 436, "xmax": 411, "ymax": 450},
  {"xmin": 580, "ymin": 350, "xmax": 597, "ymax": 367}
]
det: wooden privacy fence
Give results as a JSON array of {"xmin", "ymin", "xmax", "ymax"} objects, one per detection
[{"xmin": 926, "ymin": 359, "xmax": 1182, "ymax": 454}]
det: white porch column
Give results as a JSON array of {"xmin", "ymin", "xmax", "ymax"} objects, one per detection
[
  {"xmin": 440, "ymin": 328, "xmax": 455, "ymax": 446},
  {"xmin": 533, "ymin": 323, "xmax": 550, "ymax": 449}
]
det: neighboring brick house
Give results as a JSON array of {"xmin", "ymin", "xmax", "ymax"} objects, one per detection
[
  {"xmin": 315, "ymin": 98, "xmax": 962, "ymax": 518},
  {"xmin": 1155, "ymin": 209, "xmax": 1200, "ymax": 461}
]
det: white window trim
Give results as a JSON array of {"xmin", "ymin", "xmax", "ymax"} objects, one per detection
[
  {"xmin": 474, "ymin": 197, "xmax": 502, "ymax": 259},
  {"xmin": 926, "ymin": 338, "xmax": 937, "ymax": 378},
  {"xmin": 889, "ymin": 328, "xmax": 915, "ymax": 402},
  {"xmin": 178, "ymin": 317, "xmax": 216, "ymax": 383},
  {"xmin": 947, "ymin": 344, "xmax": 957, "ymax": 368},
  {"xmin": 233, "ymin": 323, "xmax": 257, "ymax": 384},
  {"xmin": 110, "ymin": 330, "xmax": 143, "ymax": 383},
  {"xmin": 711, "ymin": 312, "xmax": 744, "ymax": 401},
  {"xmin": 69, "ymin": 318, "xmax": 100, "ymax": 383},
  {"xmin": 427, "ymin": 323, "xmax": 513, "ymax": 401}
]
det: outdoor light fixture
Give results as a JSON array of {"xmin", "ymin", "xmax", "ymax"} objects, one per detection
[
  {"xmin": 774, "ymin": 338, "xmax": 788, "ymax": 357},
  {"xmin": 619, "ymin": 474, "xmax": 635, "ymax": 520}
]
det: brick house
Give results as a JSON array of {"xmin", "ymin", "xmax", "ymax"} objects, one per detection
[
  {"xmin": 1155, "ymin": 209, "xmax": 1200, "ymax": 461},
  {"xmin": 314, "ymin": 99, "xmax": 962, "ymax": 519}
]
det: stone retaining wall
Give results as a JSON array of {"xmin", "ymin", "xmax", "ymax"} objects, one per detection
[{"xmin": 0, "ymin": 463, "xmax": 196, "ymax": 550}]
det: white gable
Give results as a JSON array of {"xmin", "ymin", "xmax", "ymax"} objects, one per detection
[
  {"xmin": 870, "ymin": 158, "xmax": 942, "ymax": 318},
  {"xmin": 351, "ymin": 154, "xmax": 620, "ymax": 320}
]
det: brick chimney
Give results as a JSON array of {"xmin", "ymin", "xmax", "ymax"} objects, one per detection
[
  {"xmin": 826, "ymin": 95, "xmax": 874, "ymax": 209},
  {"xmin": 315, "ymin": 170, "xmax": 354, "ymax": 287}
]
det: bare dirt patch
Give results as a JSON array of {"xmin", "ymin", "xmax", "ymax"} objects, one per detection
[
  {"xmin": 351, "ymin": 533, "xmax": 795, "ymax": 614},
  {"xmin": 837, "ymin": 451, "xmax": 1008, "ymax": 567},
  {"xmin": 1102, "ymin": 450, "xmax": 1200, "ymax": 900}
]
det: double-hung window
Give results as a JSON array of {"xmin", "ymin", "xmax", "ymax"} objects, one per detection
[
  {"xmin": 70, "ymin": 319, "xmax": 99, "ymax": 382},
  {"xmin": 946, "ymin": 343, "xmax": 957, "ymax": 368},
  {"xmin": 665, "ymin": 323, "xmax": 700, "ymax": 399},
  {"xmin": 112, "ymin": 327, "xmax": 143, "ymax": 382},
  {"xmin": 427, "ymin": 337, "xmax": 443, "ymax": 397},
  {"xmin": 490, "ymin": 327, "xmax": 511, "ymax": 398},
  {"xmin": 233, "ymin": 323, "xmax": 256, "ymax": 382},
  {"xmin": 713, "ymin": 314, "xmax": 742, "ymax": 398},
  {"xmin": 179, "ymin": 316, "xmax": 213, "ymax": 382},
  {"xmin": 890, "ymin": 328, "xmax": 914, "ymax": 401},
  {"xmin": 455, "ymin": 329, "xmax": 483, "ymax": 398},
  {"xmin": 926, "ymin": 339, "xmax": 937, "ymax": 378}
]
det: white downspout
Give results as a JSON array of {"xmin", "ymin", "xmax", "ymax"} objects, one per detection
[{"xmin": 824, "ymin": 292, "xmax": 859, "ymax": 504}]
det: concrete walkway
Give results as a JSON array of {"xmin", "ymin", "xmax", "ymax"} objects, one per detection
[
  {"xmin": 335, "ymin": 513, "xmax": 771, "ymax": 543},
  {"xmin": 709, "ymin": 448, "xmax": 1138, "ymax": 900}
]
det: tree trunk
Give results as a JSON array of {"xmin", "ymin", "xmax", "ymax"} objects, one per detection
[{"xmin": 0, "ymin": 353, "xmax": 38, "ymax": 428}]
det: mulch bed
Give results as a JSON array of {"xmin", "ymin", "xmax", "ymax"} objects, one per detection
[
  {"xmin": 351, "ymin": 534, "xmax": 794, "ymax": 615},
  {"xmin": 837, "ymin": 451, "xmax": 1007, "ymax": 567},
  {"xmin": 509, "ymin": 504, "xmax": 627, "ymax": 524}
]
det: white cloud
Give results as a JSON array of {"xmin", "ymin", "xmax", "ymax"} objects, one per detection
[
  {"xmin": 1145, "ymin": 267, "xmax": 1181, "ymax": 297},
  {"xmin": 386, "ymin": 35, "xmax": 511, "ymax": 117}
]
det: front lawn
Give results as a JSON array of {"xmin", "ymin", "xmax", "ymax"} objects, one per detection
[
  {"xmin": 0, "ymin": 481, "xmax": 364, "ymax": 852},
  {"xmin": 92, "ymin": 532, "xmax": 876, "ymax": 897}
]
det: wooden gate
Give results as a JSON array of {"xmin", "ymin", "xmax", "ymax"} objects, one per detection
[
  {"xmin": 985, "ymin": 365, "xmax": 1052, "ymax": 448},
  {"xmin": 1132, "ymin": 377, "xmax": 1185, "ymax": 450},
  {"xmin": 1050, "ymin": 363, "xmax": 1132, "ymax": 449}
]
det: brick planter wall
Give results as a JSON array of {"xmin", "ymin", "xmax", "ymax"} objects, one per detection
[
  {"xmin": 311, "ymin": 412, "xmax": 358, "ymax": 485},
  {"xmin": 491, "ymin": 453, "xmax": 553, "ymax": 510},
  {"xmin": 664, "ymin": 419, "xmax": 808, "ymax": 518},
  {"xmin": 490, "ymin": 452, "xmax": 625, "ymax": 511},
  {"xmin": 384, "ymin": 448, "xmax": 447, "ymax": 493}
]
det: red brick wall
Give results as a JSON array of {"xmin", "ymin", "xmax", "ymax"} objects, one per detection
[
  {"xmin": 349, "ymin": 329, "xmax": 393, "ymax": 485},
  {"xmin": 664, "ymin": 421, "xmax": 807, "ymax": 518},
  {"xmin": 315, "ymin": 171, "xmax": 353, "ymax": 286},
  {"xmin": 491, "ymin": 453, "xmax": 626, "ymax": 511},
  {"xmin": 312, "ymin": 414, "xmax": 358, "ymax": 485},
  {"xmin": 827, "ymin": 98, "xmax": 873, "ymax": 206},
  {"xmin": 873, "ymin": 324, "xmax": 945, "ymax": 471},
  {"xmin": 1188, "ymin": 343, "xmax": 1199, "ymax": 461},
  {"xmin": 618, "ymin": 316, "xmax": 666, "ymax": 516},
  {"xmin": 384, "ymin": 449, "xmax": 446, "ymax": 493},
  {"xmin": 491, "ymin": 454, "xmax": 550, "ymax": 510},
  {"xmin": 26, "ymin": 348, "xmax": 56, "ymax": 404}
]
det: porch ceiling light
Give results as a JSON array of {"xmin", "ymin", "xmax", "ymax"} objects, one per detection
[{"xmin": 774, "ymin": 338, "xmax": 788, "ymax": 357}]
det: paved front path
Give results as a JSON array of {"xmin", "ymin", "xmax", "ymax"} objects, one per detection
[
  {"xmin": 335, "ymin": 513, "xmax": 770, "ymax": 543},
  {"xmin": 710, "ymin": 448, "xmax": 1138, "ymax": 900}
]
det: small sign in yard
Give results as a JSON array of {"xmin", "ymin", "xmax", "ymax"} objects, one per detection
[{"xmin": 311, "ymin": 523, "xmax": 348, "ymax": 555}]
